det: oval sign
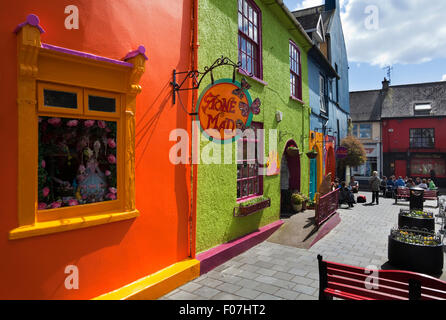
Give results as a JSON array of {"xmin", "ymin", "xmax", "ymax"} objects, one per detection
[
  {"xmin": 196, "ymin": 79, "xmax": 253, "ymax": 143},
  {"xmin": 336, "ymin": 146, "xmax": 348, "ymax": 159}
]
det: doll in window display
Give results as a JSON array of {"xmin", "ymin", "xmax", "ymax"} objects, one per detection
[{"xmin": 76, "ymin": 142, "xmax": 108, "ymax": 203}]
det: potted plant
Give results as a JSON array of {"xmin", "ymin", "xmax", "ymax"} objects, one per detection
[
  {"xmin": 286, "ymin": 146, "xmax": 299, "ymax": 157},
  {"xmin": 291, "ymin": 193, "xmax": 304, "ymax": 212},
  {"xmin": 236, "ymin": 195, "xmax": 271, "ymax": 217},
  {"xmin": 301, "ymin": 193, "xmax": 309, "ymax": 211},
  {"xmin": 307, "ymin": 199, "xmax": 315, "ymax": 209}
]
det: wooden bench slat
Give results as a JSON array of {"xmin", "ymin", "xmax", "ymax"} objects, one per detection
[
  {"xmin": 324, "ymin": 288, "xmax": 374, "ymax": 300},
  {"xmin": 327, "ymin": 281, "xmax": 407, "ymax": 300}
]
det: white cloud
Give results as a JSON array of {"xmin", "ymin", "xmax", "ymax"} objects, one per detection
[
  {"xmin": 442, "ymin": 74, "xmax": 446, "ymax": 81},
  {"xmin": 292, "ymin": 0, "xmax": 324, "ymax": 10},
  {"xmin": 341, "ymin": 0, "xmax": 446, "ymax": 67}
]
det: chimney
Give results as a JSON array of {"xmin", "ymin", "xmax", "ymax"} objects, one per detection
[
  {"xmin": 325, "ymin": 0, "xmax": 338, "ymax": 11},
  {"xmin": 382, "ymin": 78, "xmax": 389, "ymax": 91}
]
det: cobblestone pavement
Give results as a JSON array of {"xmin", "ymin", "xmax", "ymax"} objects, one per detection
[{"xmin": 160, "ymin": 192, "xmax": 444, "ymax": 300}]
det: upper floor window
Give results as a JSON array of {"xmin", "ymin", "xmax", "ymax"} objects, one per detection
[
  {"xmin": 410, "ymin": 128, "xmax": 435, "ymax": 149},
  {"xmin": 414, "ymin": 103, "xmax": 432, "ymax": 116},
  {"xmin": 289, "ymin": 40, "xmax": 302, "ymax": 100},
  {"xmin": 238, "ymin": 0, "xmax": 262, "ymax": 79},
  {"xmin": 319, "ymin": 74, "xmax": 327, "ymax": 114},
  {"xmin": 352, "ymin": 123, "xmax": 372, "ymax": 139}
]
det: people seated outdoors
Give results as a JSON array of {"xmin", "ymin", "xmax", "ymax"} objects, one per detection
[
  {"xmin": 349, "ymin": 176, "xmax": 359, "ymax": 193},
  {"xmin": 395, "ymin": 176, "xmax": 406, "ymax": 188},
  {"xmin": 332, "ymin": 178, "xmax": 341, "ymax": 191},
  {"xmin": 418, "ymin": 178, "xmax": 428, "ymax": 190},
  {"xmin": 339, "ymin": 181, "xmax": 355, "ymax": 208},
  {"xmin": 405, "ymin": 178, "xmax": 415, "ymax": 188},
  {"xmin": 428, "ymin": 178, "xmax": 437, "ymax": 190},
  {"xmin": 386, "ymin": 175, "xmax": 396, "ymax": 197},
  {"xmin": 415, "ymin": 177, "xmax": 422, "ymax": 186},
  {"xmin": 380, "ymin": 176, "xmax": 388, "ymax": 196}
]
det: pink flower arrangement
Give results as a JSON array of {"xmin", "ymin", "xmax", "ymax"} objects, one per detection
[
  {"xmin": 107, "ymin": 154, "xmax": 116, "ymax": 164},
  {"xmin": 106, "ymin": 193, "xmax": 117, "ymax": 200},
  {"xmin": 38, "ymin": 202, "xmax": 47, "ymax": 210},
  {"xmin": 107, "ymin": 138, "xmax": 116, "ymax": 148},
  {"xmin": 109, "ymin": 187, "xmax": 117, "ymax": 194},
  {"xmin": 48, "ymin": 117, "xmax": 62, "ymax": 126},
  {"xmin": 41, "ymin": 160, "xmax": 46, "ymax": 168},
  {"xmin": 50, "ymin": 202, "xmax": 62, "ymax": 209},
  {"xmin": 97, "ymin": 120, "xmax": 106, "ymax": 129},
  {"xmin": 105, "ymin": 170, "xmax": 111, "ymax": 176},
  {"xmin": 68, "ymin": 199, "xmax": 79, "ymax": 206},
  {"xmin": 84, "ymin": 120, "xmax": 95, "ymax": 127},
  {"xmin": 42, "ymin": 187, "xmax": 50, "ymax": 197},
  {"xmin": 67, "ymin": 119, "xmax": 79, "ymax": 127}
]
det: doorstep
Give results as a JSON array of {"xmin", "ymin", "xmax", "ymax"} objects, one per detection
[
  {"xmin": 196, "ymin": 220, "xmax": 284, "ymax": 275},
  {"xmin": 93, "ymin": 259, "xmax": 200, "ymax": 300}
]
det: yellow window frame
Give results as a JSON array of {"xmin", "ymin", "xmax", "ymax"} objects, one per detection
[{"xmin": 11, "ymin": 23, "xmax": 146, "ymax": 240}]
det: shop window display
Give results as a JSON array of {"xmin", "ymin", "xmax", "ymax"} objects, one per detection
[{"xmin": 38, "ymin": 116, "xmax": 117, "ymax": 210}]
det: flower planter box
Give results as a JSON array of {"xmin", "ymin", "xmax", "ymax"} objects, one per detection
[
  {"xmin": 306, "ymin": 151, "xmax": 318, "ymax": 159},
  {"xmin": 388, "ymin": 229, "xmax": 443, "ymax": 275},
  {"xmin": 286, "ymin": 147, "xmax": 299, "ymax": 157},
  {"xmin": 236, "ymin": 198, "xmax": 271, "ymax": 217},
  {"xmin": 398, "ymin": 209, "xmax": 435, "ymax": 232}
]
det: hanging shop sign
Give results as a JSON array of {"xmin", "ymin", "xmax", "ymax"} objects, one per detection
[
  {"xmin": 335, "ymin": 146, "xmax": 348, "ymax": 159},
  {"xmin": 196, "ymin": 78, "xmax": 261, "ymax": 143}
]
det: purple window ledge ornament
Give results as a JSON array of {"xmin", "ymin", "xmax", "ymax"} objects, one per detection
[
  {"xmin": 123, "ymin": 45, "xmax": 148, "ymax": 61},
  {"xmin": 14, "ymin": 14, "xmax": 45, "ymax": 34}
]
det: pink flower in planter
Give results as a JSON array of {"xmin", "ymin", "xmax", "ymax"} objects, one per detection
[
  {"xmin": 106, "ymin": 193, "xmax": 117, "ymax": 200},
  {"xmin": 41, "ymin": 160, "xmax": 46, "ymax": 168},
  {"xmin": 42, "ymin": 187, "xmax": 50, "ymax": 198},
  {"xmin": 38, "ymin": 202, "xmax": 47, "ymax": 210},
  {"xmin": 50, "ymin": 202, "xmax": 62, "ymax": 209},
  {"xmin": 68, "ymin": 199, "xmax": 79, "ymax": 206},
  {"xmin": 105, "ymin": 170, "xmax": 111, "ymax": 176},
  {"xmin": 84, "ymin": 120, "xmax": 95, "ymax": 127},
  {"xmin": 97, "ymin": 120, "xmax": 106, "ymax": 129},
  {"xmin": 107, "ymin": 138, "xmax": 116, "ymax": 148},
  {"xmin": 48, "ymin": 117, "xmax": 61, "ymax": 126},
  {"xmin": 107, "ymin": 154, "xmax": 116, "ymax": 164},
  {"xmin": 67, "ymin": 119, "xmax": 79, "ymax": 127},
  {"xmin": 109, "ymin": 187, "xmax": 117, "ymax": 194}
]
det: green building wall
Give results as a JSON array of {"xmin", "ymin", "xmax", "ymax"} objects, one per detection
[{"xmin": 196, "ymin": 0, "xmax": 312, "ymax": 253}]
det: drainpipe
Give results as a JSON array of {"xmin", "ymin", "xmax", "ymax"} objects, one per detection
[{"xmin": 189, "ymin": 0, "xmax": 199, "ymax": 259}]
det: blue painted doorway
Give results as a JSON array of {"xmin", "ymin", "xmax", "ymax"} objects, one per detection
[{"xmin": 309, "ymin": 158, "xmax": 317, "ymax": 201}]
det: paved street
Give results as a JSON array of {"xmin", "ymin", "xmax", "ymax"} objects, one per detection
[{"xmin": 160, "ymin": 192, "xmax": 444, "ymax": 300}]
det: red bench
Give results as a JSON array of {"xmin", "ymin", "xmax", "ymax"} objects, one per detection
[
  {"xmin": 318, "ymin": 255, "xmax": 446, "ymax": 300},
  {"xmin": 394, "ymin": 188, "xmax": 439, "ymax": 207}
]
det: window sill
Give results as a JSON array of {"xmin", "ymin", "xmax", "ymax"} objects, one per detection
[
  {"xmin": 289, "ymin": 95, "xmax": 305, "ymax": 105},
  {"xmin": 9, "ymin": 209, "xmax": 139, "ymax": 240},
  {"xmin": 237, "ymin": 69, "xmax": 268, "ymax": 86}
]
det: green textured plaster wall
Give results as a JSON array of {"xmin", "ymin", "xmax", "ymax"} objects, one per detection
[{"xmin": 196, "ymin": 0, "xmax": 311, "ymax": 253}]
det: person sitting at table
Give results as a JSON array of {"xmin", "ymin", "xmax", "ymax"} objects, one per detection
[
  {"xmin": 405, "ymin": 178, "xmax": 415, "ymax": 188},
  {"xmin": 339, "ymin": 181, "xmax": 355, "ymax": 208},
  {"xmin": 348, "ymin": 176, "xmax": 359, "ymax": 193},
  {"xmin": 395, "ymin": 176, "xmax": 406, "ymax": 188},
  {"xmin": 428, "ymin": 178, "xmax": 437, "ymax": 190},
  {"xmin": 380, "ymin": 176, "xmax": 388, "ymax": 196},
  {"xmin": 415, "ymin": 177, "xmax": 422, "ymax": 186},
  {"xmin": 418, "ymin": 179, "xmax": 428, "ymax": 190},
  {"xmin": 386, "ymin": 175, "xmax": 396, "ymax": 197}
]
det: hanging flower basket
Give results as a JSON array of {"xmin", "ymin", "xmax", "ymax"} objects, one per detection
[
  {"xmin": 306, "ymin": 150, "xmax": 318, "ymax": 159},
  {"xmin": 286, "ymin": 146, "xmax": 299, "ymax": 157}
]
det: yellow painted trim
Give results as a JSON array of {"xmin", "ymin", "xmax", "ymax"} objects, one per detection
[
  {"xmin": 93, "ymin": 259, "xmax": 200, "ymax": 300},
  {"xmin": 9, "ymin": 210, "xmax": 139, "ymax": 240},
  {"xmin": 37, "ymin": 82, "xmax": 83, "ymax": 115}
]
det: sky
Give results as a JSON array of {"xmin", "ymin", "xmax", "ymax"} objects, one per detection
[{"xmin": 283, "ymin": 0, "xmax": 446, "ymax": 91}]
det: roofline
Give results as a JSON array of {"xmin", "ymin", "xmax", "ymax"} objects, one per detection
[
  {"xmin": 350, "ymin": 80, "xmax": 446, "ymax": 94},
  {"xmin": 273, "ymin": 0, "xmax": 314, "ymax": 49}
]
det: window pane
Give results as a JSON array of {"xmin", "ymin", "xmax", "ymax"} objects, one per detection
[
  {"xmin": 247, "ymin": 41, "xmax": 252, "ymax": 56},
  {"xmin": 253, "ymin": 11, "xmax": 258, "ymax": 26},
  {"xmin": 238, "ymin": 0, "xmax": 242, "ymax": 12},
  {"xmin": 238, "ymin": 12, "xmax": 242, "ymax": 30},
  {"xmin": 38, "ymin": 116, "xmax": 118, "ymax": 210},
  {"xmin": 243, "ymin": 17, "xmax": 248, "ymax": 34},
  {"xmin": 249, "ymin": 6, "xmax": 253, "ymax": 21},
  {"xmin": 359, "ymin": 124, "xmax": 372, "ymax": 138},
  {"xmin": 249, "ymin": 22, "xmax": 253, "ymax": 39},
  {"xmin": 88, "ymin": 95, "xmax": 116, "ymax": 113},
  {"xmin": 244, "ymin": 0, "xmax": 248, "ymax": 17},
  {"xmin": 43, "ymin": 89, "xmax": 78, "ymax": 109}
]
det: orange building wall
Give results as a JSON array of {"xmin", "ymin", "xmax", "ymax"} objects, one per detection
[{"xmin": 0, "ymin": 0, "xmax": 193, "ymax": 299}]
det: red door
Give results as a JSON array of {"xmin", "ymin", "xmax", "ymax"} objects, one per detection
[{"xmin": 395, "ymin": 160, "xmax": 407, "ymax": 178}]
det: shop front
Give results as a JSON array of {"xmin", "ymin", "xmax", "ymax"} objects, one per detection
[{"xmin": 351, "ymin": 143, "xmax": 381, "ymax": 188}]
